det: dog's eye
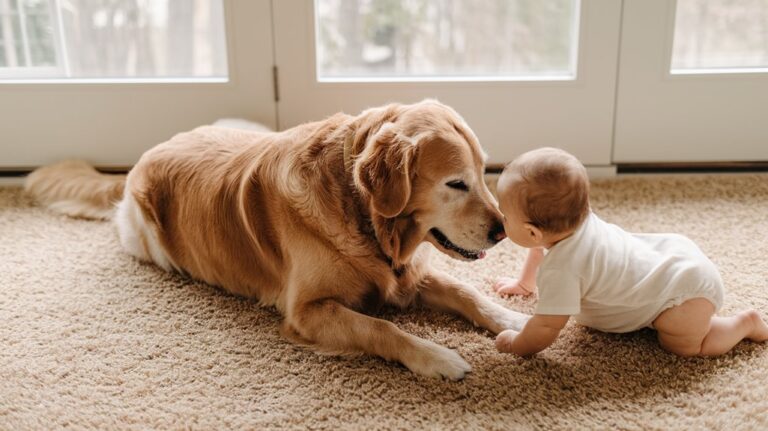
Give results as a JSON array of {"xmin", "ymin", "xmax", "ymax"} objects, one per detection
[{"xmin": 446, "ymin": 180, "xmax": 469, "ymax": 191}]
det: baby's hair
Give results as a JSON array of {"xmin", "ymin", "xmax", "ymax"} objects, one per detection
[{"xmin": 499, "ymin": 147, "xmax": 590, "ymax": 234}]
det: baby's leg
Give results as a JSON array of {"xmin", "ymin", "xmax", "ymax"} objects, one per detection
[{"xmin": 653, "ymin": 297, "xmax": 768, "ymax": 357}]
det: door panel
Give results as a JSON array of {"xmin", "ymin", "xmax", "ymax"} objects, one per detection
[
  {"xmin": 273, "ymin": 0, "xmax": 622, "ymax": 166},
  {"xmin": 0, "ymin": 0, "xmax": 276, "ymax": 168},
  {"xmin": 614, "ymin": 0, "xmax": 768, "ymax": 163}
]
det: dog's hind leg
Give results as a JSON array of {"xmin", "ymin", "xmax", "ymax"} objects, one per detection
[{"xmin": 114, "ymin": 190, "xmax": 177, "ymax": 271}]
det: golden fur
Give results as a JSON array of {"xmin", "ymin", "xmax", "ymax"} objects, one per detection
[
  {"xmin": 26, "ymin": 100, "xmax": 529, "ymax": 380},
  {"xmin": 25, "ymin": 160, "xmax": 125, "ymax": 220}
]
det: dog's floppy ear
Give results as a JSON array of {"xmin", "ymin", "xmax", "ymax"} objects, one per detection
[{"xmin": 354, "ymin": 124, "xmax": 417, "ymax": 218}]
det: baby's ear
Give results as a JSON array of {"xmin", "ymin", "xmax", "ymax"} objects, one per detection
[{"xmin": 524, "ymin": 223, "xmax": 545, "ymax": 244}]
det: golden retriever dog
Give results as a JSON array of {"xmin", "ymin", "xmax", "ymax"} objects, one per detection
[{"xmin": 26, "ymin": 100, "xmax": 529, "ymax": 380}]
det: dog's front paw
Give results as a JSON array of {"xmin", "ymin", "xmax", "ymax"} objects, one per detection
[
  {"xmin": 402, "ymin": 338, "xmax": 472, "ymax": 381},
  {"xmin": 492, "ymin": 308, "xmax": 531, "ymax": 333}
]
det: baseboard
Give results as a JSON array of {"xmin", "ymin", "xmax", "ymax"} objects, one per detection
[
  {"xmin": 5, "ymin": 161, "xmax": 766, "ymax": 182},
  {"xmin": 0, "ymin": 177, "xmax": 25, "ymax": 186},
  {"xmin": 0, "ymin": 166, "xmax": 132, "ymax": 176},
  {"xmin": 0, "ymin": 169, "xmax": 30, "ymax": 177},
  {"xmin": 617, "ymin": 161, "xmax": 768, "ymax": 174},
  {"xmin": 488, "ymin": 161, "xmax": 768, "ymax": 176}
]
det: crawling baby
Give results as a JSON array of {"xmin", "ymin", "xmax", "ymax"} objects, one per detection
[{"xmin": 492, "ymin": 147, "xmax": 768, "ymax": 357}]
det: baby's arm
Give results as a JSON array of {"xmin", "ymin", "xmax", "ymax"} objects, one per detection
[
  {"xmin": 493, "ymin": 247, "xmax": 545, "ymax": 296},
  {"xmin": 495, "ymin": 314, "xmax": 569, "ymax": 356}
]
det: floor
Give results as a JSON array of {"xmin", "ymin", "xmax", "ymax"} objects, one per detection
[{"xmin": 1, "ymin": 174, "xmax": 767, "ymax": 430}]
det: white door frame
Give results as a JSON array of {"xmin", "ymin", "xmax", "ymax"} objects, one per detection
[
  {"xmin": 273, "ymin": 0, "xmax": 622, "ymax": 168},
  {"xmin": 614, "ymin": 0, "xmax": 768, "ymax": 163},
  {"xmin": 5, "ymin": 0, "xmax": 764, "ymax": 170}
]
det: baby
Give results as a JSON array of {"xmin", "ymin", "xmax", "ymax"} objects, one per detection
[{"xmin": 492, "ymin": 147, "xmax": 768, "ymax": 357}]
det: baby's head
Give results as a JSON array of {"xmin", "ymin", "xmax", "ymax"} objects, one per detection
[{"xmin": 497, "ymin": 147, "xmax": 590, "ymax": 248}]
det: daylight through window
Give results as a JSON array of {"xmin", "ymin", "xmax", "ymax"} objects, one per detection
[{"xmin": 0, "ymin": 0, "xmax": 227, "ymax": 80}]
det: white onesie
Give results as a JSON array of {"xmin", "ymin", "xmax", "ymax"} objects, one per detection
[{"xmin": 535, "ymin": 211, "xmax": 725, "ymax": 333}]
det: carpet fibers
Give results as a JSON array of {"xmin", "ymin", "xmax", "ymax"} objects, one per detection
[{"xmin": 1, "ymin": 174, "xmax": 767, "ymax": 430}]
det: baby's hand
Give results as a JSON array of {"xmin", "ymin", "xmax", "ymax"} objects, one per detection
[
  {"xmin": 493, "ymin": 277, "xmax": 535, "ymax": 296},
  {"xmin": 495, "ymin": 329, "xmax": 519, "ymax": 353}
]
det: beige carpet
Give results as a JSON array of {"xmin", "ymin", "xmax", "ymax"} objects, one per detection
[{"xmin": 2, "ymin": 174, "xmax": 768, "ymax": 430}]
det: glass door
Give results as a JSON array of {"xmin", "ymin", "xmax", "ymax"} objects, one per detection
[
  {"xmin": 613, "ymin": 0, "xmax": 768, "ymax": 163},
  {"xmin": 0, "ymin": 0, "xmax": 276, "ymax": 168},
  {"xmin": 273, "ymin": 0, "xmax": 622, "ymax": 168}
]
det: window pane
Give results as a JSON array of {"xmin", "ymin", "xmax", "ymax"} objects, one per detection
[
  {"xmin": 14, "ymin": 41, "xmax": 24, "ymax": 65},
  {"xmin": 23, "ymin": 0, "xmax": 46, "ymax": 12},
  {"xmin": 25, "ymin": 11, "xmax": 55, "ymax": 66},
  {"xmin": 672, "ymin": 0, "xmax": 768, "ymax": 71},
  {"xmin": 1, "ymin": 0, "xmax": 228, "ymax": 80},
  {"xmin": 315, "ymin": 0, "xmax": 579, "ymax": 80},
  {"xmin": 29, "ymin": 42, "xmax": 53, "ymax": 65}
]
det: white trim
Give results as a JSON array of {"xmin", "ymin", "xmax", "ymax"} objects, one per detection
[
  {"xmin": 17, "ymin": 0, "xmax": 31, "ymax": 66},
  {"xmin": 670, "ymin": 67, "xmax": 768, "ymax": 76},
  {"xmin": 584, "ymin": 165, "xmax": 617, "ymax": 178},
  {"xmin": 0, "ymin": 77, "xmax": 230, "ymax": 84},
  {"xmin": 0, "ymin": 66, "xmax": 63, "ymax": 78},
  {"xmin": 52, "ymin": 0, "xmax": 70, "ymax": 76},
  {"xmin": 569, "ymin": 0, "xmax": 582, "ymax": 80},
  {"xmin": 0, "ymin": 177, "xmax": 25, "ymax": 186},
  {"xmin": 317, "ymin": 75, "xmax": 576, "ymax": 83},
  {"xmin": 487, "ymin": 165, "xmax": 616, "ymax": 181}
]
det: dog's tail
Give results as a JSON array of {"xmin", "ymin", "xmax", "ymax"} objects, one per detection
[{"xmin": 25, "ymin": 160, "xmax": 126, "ymax": 220}]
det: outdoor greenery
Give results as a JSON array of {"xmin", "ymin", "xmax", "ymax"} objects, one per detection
[{"xmin": 317, "ymin": 0, "xmax": 578, "ymax": 78}]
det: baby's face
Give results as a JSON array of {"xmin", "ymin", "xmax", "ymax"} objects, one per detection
[{"xmin": 497, "ymin": 184, "xmax": 539, "ymax": 248}]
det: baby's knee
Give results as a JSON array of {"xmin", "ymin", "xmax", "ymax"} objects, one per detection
[
  {"xmin": 661, "ymin": 342, "xmax": 701, "ymax": 357},
  {"xmin": 657, "ymin": 333, "xmax": 704, "ymax": 357},
  {"xmin": 653, "ymin": 297, "xmax": 715, "ymax": 337}
]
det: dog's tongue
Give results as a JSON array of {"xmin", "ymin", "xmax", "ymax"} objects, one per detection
[{"xmin": 477, "ymin": 251, "xmax": 486, "ymax": 259}]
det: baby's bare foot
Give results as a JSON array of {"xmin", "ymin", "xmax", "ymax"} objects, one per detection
[{"xmin": 745, "ymin": 310, "xmax": 768, "ymax": 342}]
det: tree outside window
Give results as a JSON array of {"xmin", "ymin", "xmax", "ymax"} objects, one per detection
[{"xmin": 0, "ymin": 0, "xmax": 227, "ymax": 79}]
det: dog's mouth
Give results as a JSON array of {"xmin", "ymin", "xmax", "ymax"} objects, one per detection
[{"xmin": 429, "ymin": 228, "xmax": 486, "ymax": 261}]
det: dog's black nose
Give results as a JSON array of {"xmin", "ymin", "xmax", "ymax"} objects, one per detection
[{"xmin": 488, "ymin": 222, "xmax": 506, "ymax": 244}]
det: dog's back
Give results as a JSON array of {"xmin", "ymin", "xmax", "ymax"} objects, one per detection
[
  {"xmin": 23, "ymin": 121, "xmax": 344, "ymax": 304},
  {"xmin": 125, "ymin": 126, "xmax": 288, "ymax": 299}
]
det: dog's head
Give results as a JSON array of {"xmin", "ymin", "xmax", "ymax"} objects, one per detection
[{"xmin": 354, "ymin": 100, "xmax": 505, "ymax": 264}]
